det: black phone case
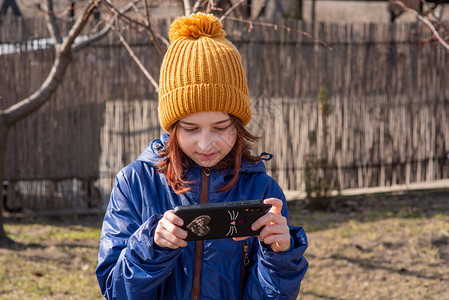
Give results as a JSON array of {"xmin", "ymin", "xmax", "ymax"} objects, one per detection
[{"xmin": 173, "ymin": 200, "xmax": 271, "ymax": 241}]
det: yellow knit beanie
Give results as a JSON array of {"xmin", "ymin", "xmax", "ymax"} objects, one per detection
[{"xmin": 158, "ymin": 13, "xmax": 251, "ymax": 132}]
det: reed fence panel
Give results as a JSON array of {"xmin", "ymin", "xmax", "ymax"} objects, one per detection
[{"xmin": 1, "ymin": 16, "xmax": 448, "ymax": 211}]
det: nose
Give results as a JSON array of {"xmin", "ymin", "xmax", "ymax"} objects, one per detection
[{"xmin": 197, "ymin": 131, "xmax": 213, "ymax": 151}]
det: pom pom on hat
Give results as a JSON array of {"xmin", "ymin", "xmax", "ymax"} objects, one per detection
[
  {"xmin": 169, "ymin": 13, "xmax": 226, "ymax": 42},
  {"xmin": 158, "ymin": 12, "xmax": 251, "ymax": 132}
]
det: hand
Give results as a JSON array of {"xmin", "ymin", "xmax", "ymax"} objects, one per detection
[
  {"xmin": 154, "ymin": 210, "xmax": 188, "ymax": 249},
  {"xmin": 251, "ymin": 198, "xmax": 291, "ymax": 252}
]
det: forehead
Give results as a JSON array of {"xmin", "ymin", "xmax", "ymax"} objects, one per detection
[{"xmin": 179, "ymin": 112, "xmax": 231, "ymax": 125}]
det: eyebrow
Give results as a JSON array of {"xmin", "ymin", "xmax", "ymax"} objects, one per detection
[{"xmin": 179, "ymin": 118, "xmax": 231, "ymax": 126}]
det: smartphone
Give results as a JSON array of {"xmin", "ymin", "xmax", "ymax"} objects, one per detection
[{"xmin": 173, "ymin": 200, "xmax": 271, "ymax": 241}]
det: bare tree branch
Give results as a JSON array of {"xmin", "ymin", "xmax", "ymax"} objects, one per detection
[
  {"xmin": 154, "ymin": 31, "xmax": 170, "ymax": 48},
  {"xmin": 143, "ymin": 24, "xmax": 165, "ymax": 56},
  {"xmin": 130, "ymin": 0, "xmax": 148, "ymax": 23},
  {"xmin": 73, "ymin": 0, "xmax": 140, "ymax": 52},
  {"xmin": 219, "ymin": 0, "xmax": 245, "ymax": 22},
  {"xmin": 3, "ymin": 1, "xmax": 96, "ymax": 126},
  {"xmin": 101, "ymin": 0, "xmax": 147, "ymax": 27},
  {"xmin": 111, "ymin": 26, "xmax": 159, "ymax": 92},
  {"xmin": 128, "ymin": 0, "xmax": 165, "ymax": 54},
  {"xmin": 184, "ymin": 0, "xmax": 193, "ymax": 15},
  {"xmin": 3, "ymin": 54, "xmax": 70, "ymax": 126},
  {"xmin": 45, "ymin": 0, "xmax": 63, "ymax": 43},
  {"xmin": 143, "ymin": 0, "xmax": 151, "ymax": 26},
  {"xmin": 72, "ymin": 20, "xmax": 111, "ymax": 52},
  {"xmin": 393, "ymin": 0, "xmax": 449, "ymax": 50},
  {"xmin": 420, "ymin": 1, "xmax": 449, "ymax": 34},
  {"xmin": 225, "ymin": 16, "xmax": 333, "ymax": 51},
  {"xmin": 192, "ymin": 0, "xmax": 203, "ymax": 13},
  {"xmin": 59, "ymin": 1, "xmax": 97, "ymax": 54},
  {"xmin": 102, "ymin": 0, "xmax": 165, "ymax": 55}
]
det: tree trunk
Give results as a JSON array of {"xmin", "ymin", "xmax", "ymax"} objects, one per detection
[
  {"xmin": 0, "ymin": 1, "xmax": 96, "ymax": 248},
  {"xmin": 0, "ymin": 125, "xmax": 15, "ymax": 247},
  {"xmin": 0, "ymin": 48, "xmax": 72, "ymax": 248}
]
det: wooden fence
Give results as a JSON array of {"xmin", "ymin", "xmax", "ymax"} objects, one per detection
[{"xmin": 1, "ymin": 16, "xmax": 448, "ymax": 211}]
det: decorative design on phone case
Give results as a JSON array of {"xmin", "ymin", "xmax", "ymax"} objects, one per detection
[
  {"xmin": 187, "ymin": 215, "xmax": 211, "ymax": 237},
  {"xmin": 226, "ymin": 210, "xmax": 239, "ymax": 236}
]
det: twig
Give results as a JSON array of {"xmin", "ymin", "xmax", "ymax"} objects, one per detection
[
  {"xmin": 421, "ymin": 1, "xmax": 449, "ymax": 36},
  {"xmin": 192, "ymin": 0, "xmax": 203, "ymax": 13},
  {"xmin": 219, "ymin": 0, "xmax": 245, "ymax": 22},
  {"xmin": 144, "ymin": 0, "xmax": 151, "ymax": 27},
  {"xmin": 111, "ymin": 26, "xmax": 159, "ymax": 92},
  {"xmin": 206, "ymin": 0, "xmax": 219, "ymax": 13},
  {"xmin": 102, "ymin": 0, "xmax": 165, "ymax": 56},
  {"xmin": 60, "ymin": 1, "xmax": 97, "ymax": 54},
  {"xmin": 393, "ymin": 0, "xmax": 449, "ymax": 50},
  {"xmin": 45, "ymin": 0, "xmax": 62, "ymax": 44},
  {"xmin": 72, "ymin": 17, "xmax": 111, "ymax": 52},
  {"xmin": 128, "ymin": 0, "xmax": 165, "ymax": 55},
  {"xmin": 225, "ymin": 16, "xmax": 333, "ymax": 51},
  {"xmin": 130, "ymin": 1, "xmax": 148, "ymax": 24}
]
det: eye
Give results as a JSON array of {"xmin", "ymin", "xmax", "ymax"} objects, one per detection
[
  {"xmin": 182, "ymin": 127, "xmax": 198, "ymax": 132},
  {"xmin": 214, "ymin": 126, "xmax": 229, "ymax": 132}
]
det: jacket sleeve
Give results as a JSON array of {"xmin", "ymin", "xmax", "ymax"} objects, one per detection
[
  {"xmin": 96, "ymin": 170, "xmax": 182, "ymax": 300},
  {"xmin": 243, "ymin": 193, "xmax": 309, "ymax": 300}
]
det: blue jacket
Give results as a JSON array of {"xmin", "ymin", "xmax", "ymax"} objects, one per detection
[{"xmin": 96, "ymin": 134, "xmax": 308, "ymax": 299}]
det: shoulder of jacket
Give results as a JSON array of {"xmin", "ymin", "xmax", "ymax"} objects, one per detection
[{"xmin": 117, "ymin": 160, "xmax": 160, "ymax": 182}]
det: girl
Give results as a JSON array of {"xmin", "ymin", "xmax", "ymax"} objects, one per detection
[{"xmin": 96, "ymin": 12, "xmax": 308, "ymax": 300}]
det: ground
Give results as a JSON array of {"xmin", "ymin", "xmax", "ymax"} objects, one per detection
[
  {"xmin": 0, "ymin": 188, "xmax": 448, "ymax": 299},
  {"xmin": 0, "ymin": 215, "xmax": 103, "ymax": 299},
  {"xmin": 294, "ymin": 189, "xmax": 449, "ymax": 299}
]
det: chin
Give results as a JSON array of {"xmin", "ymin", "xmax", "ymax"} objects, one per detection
[
  {"xmin": 197, "ymin": 161, "xmax": 216, "ymax": 168},
  {"xmin": 195, "ymin": 158, "xmax": 220, "ymax": 168},
  {"xmin": 194, "ymin": 156, "xmax": 223, "ymax": 168}
]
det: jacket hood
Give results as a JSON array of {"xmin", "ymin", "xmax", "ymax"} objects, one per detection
[{"xmin": 136, "ymin": 133, "xmax": 269, "ymax": 174}]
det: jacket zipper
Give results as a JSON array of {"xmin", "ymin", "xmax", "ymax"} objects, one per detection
[
  {"xmin": 240, "ymin": 241, "xmax": 249, "ymax": 300},
  {"xmin": 192, "ymin": 167, "xmax": 210, "ymax": 300}
]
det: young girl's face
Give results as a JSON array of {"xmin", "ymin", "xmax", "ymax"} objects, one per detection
[{"xmin": 176, "ymin": 111, "xmax": 237, "ymax": 168}]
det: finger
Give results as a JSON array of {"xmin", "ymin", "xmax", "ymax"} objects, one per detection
[
  {"xmin": 261, "ymin": 232, "xmax": 289, "ymax": 244},
  {"xmin": 154, "ymin": 234, "xmax": 186, "ymax": 249},
  {"xmin": 164, "ymin": 210, "xmax": 184, "ymax": 227},
  {"xmin": 161, "ymin": 211, "xmax": 187, "ymax": 238},
  {"xmin": 258, "ymin": 223, "xmax": 289, "ymax": 241},
  {"xmin": 159, "ymin": 217, "xmax": 188, "ymax": 240},
  {"xmin": 155, "ymin": 223, "xmax": 188, "ymax": 248},
  {"xmin": 263, "ymin": 198, "xmax": 283, "ymax": 215},
  {"xmin": 251, "ymin": 212, "xmax": 287, "ymax": 231},
  {"xmin": 257, "ymin": 223, "xmax": 291, "ymax": 252},
  {"xmin": 261, "ymin": 234, "xmax": 291, "ymax": 252},
  {"xmin": 155, "ymin": 213, "xmax": 188, "ymax": 248}
]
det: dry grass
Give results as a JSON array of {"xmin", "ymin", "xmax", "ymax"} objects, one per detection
[
  {"xmin": 0, "ymin": 189, "xmax": 448, "ymax": 300},
  {"xmin": 289, "ymin": 189, "xmax": 449, "ymax": 300},
  {"xmin": 0, "ymin": 215, "xmax": 104, "ymax": 300}
]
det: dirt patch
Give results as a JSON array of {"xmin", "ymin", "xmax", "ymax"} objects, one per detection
[
  {"xmin": 432, "ymin": 235, "xmax": 449, "ymax": 263},
  {"xmin": 287, "ymin": 189, "xmax": 449, "ymax": 300}
]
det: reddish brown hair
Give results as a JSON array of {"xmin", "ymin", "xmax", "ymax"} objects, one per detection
[{"xmin": 157, "ymin": 115, "xmax": 262, "ymax": 194}]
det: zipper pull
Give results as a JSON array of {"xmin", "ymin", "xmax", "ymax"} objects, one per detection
[
  {"xmin": 242, "ymin": 241, "xmax": 249, "ymax": 266},
  {"xmin": 203, "ymin": 167, "xmax": 211, "ymax": 177}
]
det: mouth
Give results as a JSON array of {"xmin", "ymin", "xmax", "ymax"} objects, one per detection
[{"xmin": 197, "ymin": 152, "xmax": 216, "ymax": 161}]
